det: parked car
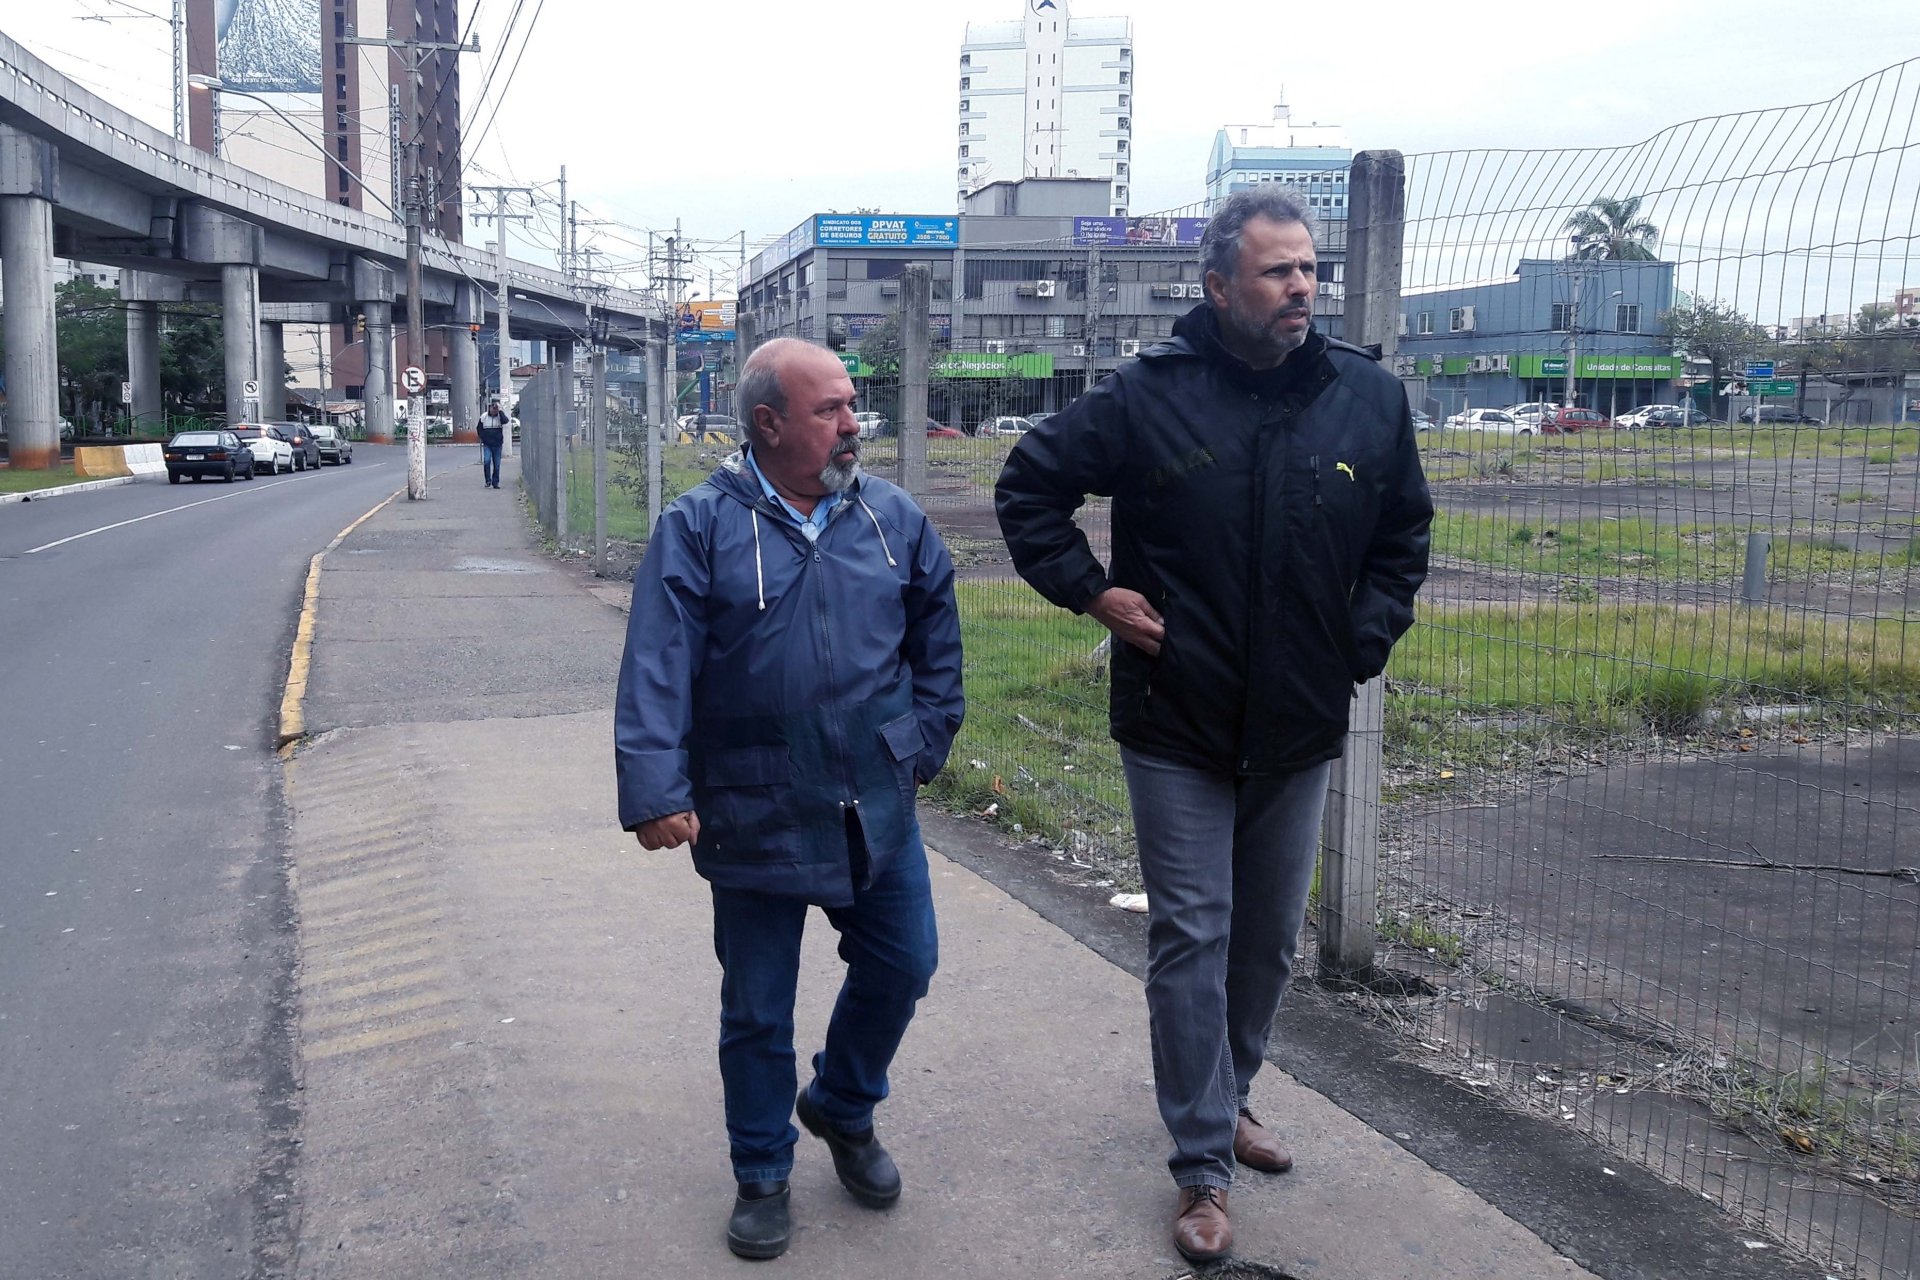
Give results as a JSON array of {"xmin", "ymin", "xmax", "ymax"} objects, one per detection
[
  {"xmin": 1739, "ymin": 406, "xmax": 1824, "ymax": 425},
  {"xmin": 676, "ymin": 413, "xmax": 742, "ymax": 440},
  {"xmin": 1617, "ymin": 404, "xmax": 1710, "ymax": 429},
  {"xmin": 163, "ymin": 430, "xmax": 255, "ymax": 483},
  {"xmin": 1541, "ymin": 407, "xmax": 1610, "ymax": 434},
  {"xmin": 1412, "ymin": 408, "xmax": 1434, "ymax": 431},
  {"xmin": 853, "ymin": 411, "xmax": 889, "ymax": 439},
  {"xmin": 1443, "ymin": 408, "xmax": 1528, "ymax": 433},
  {"xmin": 987, "ymin": 416, "xmax": 1036, "ymax": 437},
  {"xmin": 270, "ymin": 422, "xmax": 323, "ymax": 470},
  {"xmin": 1504, "ymin": 402, "xmax": 1560, "ymax": 427},
  {"xmin": 231, "ymin": 425, "xmax": 294, "ymax": 474},
  {"xmin": 1027, "ymin": 412, "xmax": 1055, "ymax": 427},
  {"xmin": 309, "ymin": 423, "xmax": 354, "ymax": 465},
  {"xmin": 926, "ymin": 420, "xmax": 965, "ymax": 438}
]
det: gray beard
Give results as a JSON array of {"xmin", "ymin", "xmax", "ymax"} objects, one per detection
[
  {"xmin": 1222, "ymin": 300, "xmax": 1309, "ymax": 367},
  {"xmin": 819, "ymin": 458, "xmax": 860, "ymax": 493}
]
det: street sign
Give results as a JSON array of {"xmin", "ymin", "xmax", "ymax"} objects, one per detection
[
  {"xmin": 1744, "ymin": 360, "xmax": 1776, "ymax": 380},
  {"xmin": 1753, "ymin": 378, "xmax": 1798, "ymax": 396},
  {"xmin": 837, "ymin": 354, "xmax": 860, "ymax": 372},
  {"xmin": 401, "ymin": 366, "xmax": 427, "ymax": 395},
  {"xmin": 120, "ymin": 381, "xmax": 132, "ymax": 405},
  {"xmin": 243, "ymin": 378, "xmax": 260, "ymax": 398},
  {"xmin": 1540, "ymin": 357, "xmax": 1568, "ymax": 376}
]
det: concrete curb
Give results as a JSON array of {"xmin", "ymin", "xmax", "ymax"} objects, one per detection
[
  {"xmin": 0, "ymin": 476, "xmax": 139, "ymax": 505},
  {"xmin": 276, "ymin": 487, "xmax": 405, "ymax": 755}
]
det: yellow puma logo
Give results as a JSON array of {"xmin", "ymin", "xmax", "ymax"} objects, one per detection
[{"xmin": 1336, "ymin": 461, "xmax": 1356, "ymax": 481}]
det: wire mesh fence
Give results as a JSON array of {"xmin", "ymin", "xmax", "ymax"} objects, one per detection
[{"xmin": 1376, "ymin": 61, "xmax": 1920, "ymax": 1279}]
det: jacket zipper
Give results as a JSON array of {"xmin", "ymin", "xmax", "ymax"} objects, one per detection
[{"xmin": 1310, "ymin": 455, "xmax": 1322, "ymax": 506}]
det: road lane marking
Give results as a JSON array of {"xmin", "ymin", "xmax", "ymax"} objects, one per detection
[{"xmin": 19, "ymin": 463, "xmax": 393, "ymax": 555}]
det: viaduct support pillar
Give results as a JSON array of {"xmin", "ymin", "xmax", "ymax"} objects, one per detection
[
  {"xmin": 126, "ymin": 300, "xmax": 164, "ymax": 433},
  {"xmin": 258, "ymin": 321, "xmax": 286, "ymax": 421},
  {"xmin": 0, "ymin": 126, "xmax": 60, "ymax": 469}
]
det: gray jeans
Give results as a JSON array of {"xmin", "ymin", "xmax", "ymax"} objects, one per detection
[{"xmin": 1120, "ymin": 748, "xmax": 1333, "ymax": 1189}]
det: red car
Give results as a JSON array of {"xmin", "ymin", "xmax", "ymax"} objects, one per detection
[
  {"xmin": 1542, "ymin": 408, "xmax": 1610, "ymax": 434},
  {"xmin": 926, "ymin": 420, "xmax": 964, "ymax": 438}
]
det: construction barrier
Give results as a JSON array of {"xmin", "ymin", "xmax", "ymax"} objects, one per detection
[
  {"xmin": 72, "ymin": 446, "xmax": 132, "ymax": 478},
  {"xmin": 125, "ymin": 443, "xmax": 165, "ymax": 476}
]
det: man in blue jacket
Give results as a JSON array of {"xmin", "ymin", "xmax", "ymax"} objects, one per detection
[
  {"xmin": 615, "ymin": 338, "xmax": 964, "ymax": 1260},
  {"xmin": 996, "ymin": 188, "xmax": 1432, "ymax": 1263}
]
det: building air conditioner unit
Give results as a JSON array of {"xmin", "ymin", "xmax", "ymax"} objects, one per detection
[
  {"xmin": 1397, "ymin": 314, "xmax": 1409, "ymax": 336},
  {"xmin": 1468, "ymin": 355, "xmax": 1491, "ymax": 373},
  {"xmin": 880, "ymin": 282, "xmax": 899, "ymax": 297},
  {"xmin": 985, "ymin": 340, "xmax": 1007, "ymax": 353},
  {"xmin": 1120, "ymin": 340, "xmax": 1142, "ymax": 356},
  {"xmin": 1070, "ymin": 343, "xmax": 1088, "ymax": 356},
  {"xmin": 1183, "ymin": 283, "xmax": 1206, "ymax": 299},
  {"xmin": 1150, "ymin": 284, "xmax": 1175, "ymax": 299},
  {"xmin": 1486, "ymin": 353, "xmax": 1510, "ymax": 373},
  {"xmin": 1015, "ymin": 283, "xmax": 1039, "ymax": 297},
  {"xmin": 1036, "ymin": 279, "xmax": 1057, "ymax": 297}
]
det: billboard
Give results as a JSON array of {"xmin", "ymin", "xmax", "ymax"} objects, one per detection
[
  {"xmin": 214, "ymin": 0, "xmax": 322, "ymax": 93},
  {"xmin": 839, "ymin": 313, "xmax": 953, "ymax": 340},
  {"xmin": 814, "ymin": 215, "xmax": 960, "ymax": 248},
  {"xmin": 1073, "ymin": 216, "xmax": 1208, "ymax": 247},
  {"xmin": 677, "ymin": 301, "xmax": 737, "ymax": 343}
]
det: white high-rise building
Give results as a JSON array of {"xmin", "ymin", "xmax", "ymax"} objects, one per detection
[{"xmin": 958, "ymin": 0, "xmax": 1134, "ymax": 215}]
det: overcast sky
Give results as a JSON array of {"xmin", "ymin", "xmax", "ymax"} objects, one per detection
[{"xmin": 10, "ymin": 0, "xmax": 1920, "ymax": 291}]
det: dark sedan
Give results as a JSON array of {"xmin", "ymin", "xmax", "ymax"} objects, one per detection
[
  {"xmin": 270, "ymin": 422, "xmax": 323, "ymax": 470},
  {"xmin": 163, "ymin": 430, "xmax": 254, "ymax": 483}
]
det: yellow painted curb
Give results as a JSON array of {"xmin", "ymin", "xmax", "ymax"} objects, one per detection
[{"xmin": 277, "ymin": 489, "xmax": 403, "ymax": 756}]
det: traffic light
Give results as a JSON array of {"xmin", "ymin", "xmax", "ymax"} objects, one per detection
[{"xmin": 354, "ymin": 313, "xmax": 366, "ymax": 336}]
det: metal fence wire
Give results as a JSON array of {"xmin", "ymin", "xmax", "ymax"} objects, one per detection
[{"xmin": 593, "ymin": 63, "xmax": 1919, "ymax": 1273}]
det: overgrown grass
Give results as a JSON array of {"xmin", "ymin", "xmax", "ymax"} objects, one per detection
[
  {"xmin": 562, "ymin": 445, "xmax": 725, "ymax": 546},
  {"xmin": 1431, "ymin": 511, "xmax": 1906, "ymax": 583}
]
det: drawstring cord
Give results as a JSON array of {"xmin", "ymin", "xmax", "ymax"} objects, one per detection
[
  {"xmin": 858, "ymin": 496, "xmax": 897, "ymax": 567},
  {"xmin": 751, "ymin": 508, "xmax": 766, "ymax": 610}
]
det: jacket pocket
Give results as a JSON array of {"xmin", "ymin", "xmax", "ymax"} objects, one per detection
[
  {"xmin": 697, "ymin": 747, "xmax": 796, "ymax": 863},
  {"xmin": 878, "ymin": 711, "xmax": 927, "ymax": 789}
]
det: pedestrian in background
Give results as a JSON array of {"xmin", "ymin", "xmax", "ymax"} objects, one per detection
[
  {"xmin": 995, "ymin": 187, "xmax": 1433, "ymax": 1263},
  {"xmin": 615, "ymin": 337, "xmax": 965, "ymax": 1260},
  {"xmin": 478, "ymin": 396, "xmax": 509, "ymax": 488}
]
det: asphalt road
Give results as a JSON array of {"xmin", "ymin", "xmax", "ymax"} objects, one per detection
[{"xmin": 0, "ymin": 446, "xmax": 475, "ymax": 1278}]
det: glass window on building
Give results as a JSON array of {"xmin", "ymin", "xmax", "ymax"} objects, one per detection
[
  {"xmin": 1047, "ymin": 315, "xmax": 1068, "ymax": 338},
  {"xmin": 1550, "ymin": 303, "xmax": 1574, "ymax": 331},
  {"xmin": 1416, "ymin": 312, "xmax": 1433, "ymax": 335},
  {"xmin": 1616, "ymin": 304, "xmax": 1641, "ymax": 333}
]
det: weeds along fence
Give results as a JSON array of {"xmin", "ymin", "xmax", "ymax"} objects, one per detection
[{"xmin": 1380, "ymin": 61, "xmax": 1920, "ymax": 1279}]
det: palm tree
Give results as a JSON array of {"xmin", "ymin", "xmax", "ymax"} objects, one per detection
[{"xmin": 1564, "ymin": 196, "xmax": 1660, "ymax": 261}]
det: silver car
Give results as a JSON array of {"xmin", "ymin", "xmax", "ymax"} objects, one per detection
[{"xmin": 310, "ymin": 423, "xmax": 354, "ymax": 464}]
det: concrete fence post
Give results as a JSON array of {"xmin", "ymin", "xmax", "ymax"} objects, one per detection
[
  {"xmin": 1319, "ymin": 149, "xmax": 1406, "ymax": 980},
  {"xmin": 898, "ymin": 264, "xmax": 931, "ymax": 497}
]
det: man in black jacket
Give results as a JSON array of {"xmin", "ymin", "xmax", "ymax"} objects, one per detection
[{"xmin": 995, "ymin": 187, "xmax": 1432, "ymax": 1263}]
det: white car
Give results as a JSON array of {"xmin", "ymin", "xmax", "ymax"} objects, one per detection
[
  {"xmin": 232, "ymin": 425, "xmax": 294, "ymax": 473},
  {"xmin": 1504, "ymin": 402, "xmax": 1560, "ymax": 427},
  {"xmin": 1444, "ymin": 408, "xmax": 1530, "ymax": 434},
  {"xmin": 853, "ymin": 412, "xmax": 889, "ymax": 439},
  {"xmin": 988, "ymin": 416, "xmax": 1036, "ymax": 437}
]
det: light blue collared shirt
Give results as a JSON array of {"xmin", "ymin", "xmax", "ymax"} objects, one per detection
[{"xmin": 744, "ymin": 447, "xmax": 843, "ymax": 544}]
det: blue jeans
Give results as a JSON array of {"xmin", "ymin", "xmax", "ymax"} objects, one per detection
[
  {"xmin": 709, "ymin": 819, "xmax": 938, "ymax": 1184},
  {"xmin": 479, "ymin": 431, "xmax": 502, "ymax": 485},
  {"xmin": 1120, "ymin": 749, "xmax": 1333, "ymax": 1189}
]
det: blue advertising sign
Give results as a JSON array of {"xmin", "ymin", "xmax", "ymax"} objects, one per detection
[
  {"xmin": 1073, "ymin": 216, "xmax": 1209, "ymax": 247},
  {"xmin": 813, "ymin": 215, "xmax": 960, "ymax": 247}
]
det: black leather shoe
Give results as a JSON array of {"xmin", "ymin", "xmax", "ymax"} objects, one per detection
[
  {"xmin": 726, "ymin": 1180, "xmax": 790, "ymax": 1260},
  {"xmin": 796, "ymin": 1087, "xmax": 901, "ymax": 1208}
]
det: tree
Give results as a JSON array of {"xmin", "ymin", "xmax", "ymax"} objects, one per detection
[
  {"xmin": 1565, "ymin": 196, "xmax": 1660, "ymax": 261},
  {"xmin": 161, "ymin": 310, "xmax": 225, "ymax": 413},
  {"xmin": 56, "ymin": 279, "xmax": 129, "ymax": 426},
  {"xmin": 1661, "ymin": 299, "xmax": 1766, "ymax": 416},
  {"xmin": 1856, "ymin": 302, "xmax": 1895, "ymax": 335}
]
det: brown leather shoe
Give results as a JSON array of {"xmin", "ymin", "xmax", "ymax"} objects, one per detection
[
  {"xmin": 1173, "ymin": 1185, "xmax": 1232, "ymax": 1262},
  {"xmin": 1235, "ymin": 1108, "xmax": 1294, "ymax": 1173}
]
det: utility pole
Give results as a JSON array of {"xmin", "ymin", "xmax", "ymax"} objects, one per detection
[
  {"xmin": 899, "ymin": 263, "xmax": 931, "ymax": 497},
  {"xmin": 589, "ymin": 303, "xmax": 610, "ymax": 577},
  {"xmin": 345, "ymin": 25, "xmax": 479, "ymax": 500},
  {"xmin": 472, "ymin": 184, "xmax": 533, "ymax": 458},
  {"xmin": 1084, "ymin": 243, "xmax": 1102, "ymax": 393},
  {"xmin": 558, "ymin": 165, "xmax": 568, "ymax": 277}
]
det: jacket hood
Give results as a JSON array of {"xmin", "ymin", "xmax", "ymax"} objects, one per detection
[{"xmin": 1169, "ymin": 303, "xmax": 1327, "ymax": 388}]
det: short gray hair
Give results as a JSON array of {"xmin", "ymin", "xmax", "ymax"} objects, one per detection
[
  {"xmin": 737, "ymin": 338, "xmax": 808, "ymax": 443},
  {"xmin": 1200, "ymin": 187, "xmax": 1317, "ymax": 281}
]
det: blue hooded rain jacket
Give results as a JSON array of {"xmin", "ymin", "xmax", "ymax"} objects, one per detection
[{"xmin": 615, "ymin": 453, "xmax": 965, "ymax": 907}]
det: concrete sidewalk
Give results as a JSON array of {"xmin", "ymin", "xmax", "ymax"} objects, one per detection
[{"xmin": 281, "ymin": 457, "xmax": 1599, "ymax": 1279}]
